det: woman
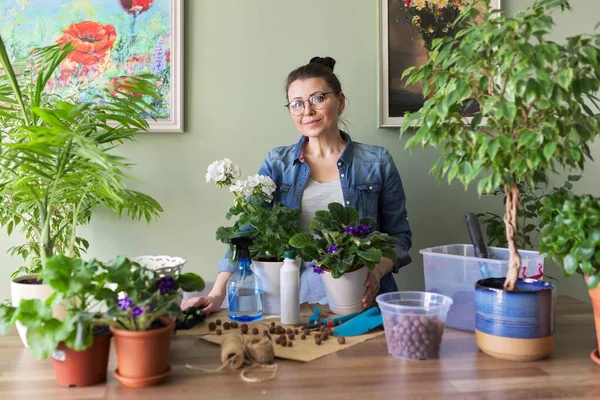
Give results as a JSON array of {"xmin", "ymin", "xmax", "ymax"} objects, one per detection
[{"xmin": 182, "ymin": 56, "xmax": 412, "ymax": 314}]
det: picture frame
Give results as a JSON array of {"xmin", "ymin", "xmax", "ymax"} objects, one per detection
[
  {"xmin": 378, "ymin": 0, "xmax": 501, "ymax": 128},
  {"xmin": 0, "ymin": 0, "xmax": 184, "ymax": 133}
]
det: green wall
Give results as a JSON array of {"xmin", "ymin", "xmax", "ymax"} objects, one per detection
[{"xmin": 1, "ymin": 0, "xmax": 597, "ymax": 303}]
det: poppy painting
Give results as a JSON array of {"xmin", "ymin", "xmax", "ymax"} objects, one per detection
[{"xmin": 0, "ymin": 0, "xmax": 183, "ymax": 132}]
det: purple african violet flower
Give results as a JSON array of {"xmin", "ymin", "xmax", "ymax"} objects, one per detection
[
  {"xmin": 312, "ymin": 264, "xmax": 324, "ymax": 275},
  {"xmin": 146, "ymin": 305, "xmax": 154, "ymax": 313},
  {"xmin": 328, "ymin": 244, "xmax": 339, "ymax": 254},
  {"xmin": 345, "ymin": 226, "xmax": 357, "ymax": 235},
  {"xmin": 131, "ymin": 306, "xmax": 144, "ymax": 318},
  {"xmin": 157, "ymin": 276, "xmax": 176, "ymax": 295},
  {"xmin": 357, "ymin": 223, "xmax": 374, "ymax": 235},
  {"xmin": 118, "ymin": 296, "xmax": 132, "ymax": 311}
]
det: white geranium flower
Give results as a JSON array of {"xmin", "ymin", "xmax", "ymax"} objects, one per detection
[
  {"xmin": 206, "ymin": 158, "xmax": 241, "ymax": 186},
  {"xmin": 229, "ymin": 179, "xmax": 245, "ymax": 195}
]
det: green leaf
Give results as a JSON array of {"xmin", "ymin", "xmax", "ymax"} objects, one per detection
[
  {"xmin": 176, "ymin": 273, "xmax": 205, "ymax": 293},
  {"xmin": 356, "ymin": 248, "xmax": 382, "ymax": 263},
  {"xmin": 289, "ymin": 233, "xmax": 317, "ymax": 249},
  {"xmin": 543, "ymin": 142, "xmax": 557, "ymax": 161},
  {"xmin": 563, "ymin": 254, "xmax": 578, "ymax": 275}
]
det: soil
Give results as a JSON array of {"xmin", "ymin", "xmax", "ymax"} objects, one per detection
[
  {"xmin": 16, "ymin": 278, "xmax": 42, "ymax": 285},
  {"xmin": 149, "ymin": 319, "xmax": 166, "ymax": 330},
  {"xmin": 93, "ymin": 325, "xmax": 110, "ymax": 336}
]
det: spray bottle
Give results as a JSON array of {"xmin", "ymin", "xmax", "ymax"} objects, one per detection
[{"xmin": 227, "ymin": 237, "xmax": 264, "ymax": 322}]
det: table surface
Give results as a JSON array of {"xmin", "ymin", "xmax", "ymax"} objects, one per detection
[{"xmin": 1, "ymin": 295, "xmax": 599, "ymax": 400}]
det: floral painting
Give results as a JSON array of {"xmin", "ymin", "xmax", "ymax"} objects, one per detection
[
  {"xmin": 379, "ymin": 0, "xmax": 501, "ymax": 127},
  {"xmin": 0, "ymin": 0, "xmax": 183, "ymax": 132}
]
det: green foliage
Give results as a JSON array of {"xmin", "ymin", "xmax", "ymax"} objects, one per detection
[
  {"xmin": 479, "ymin": 171, "xmax": 580, "ymax": 249},
  {"xmin": 103, "ymin": 256, "xmax": 205, "ymax": 331},
  {"xmin": 289, "ymin": 203, "xmax": 398, "ymax": 278},
  {"xmin": 540, "ymin": 191, "xmax": 600, "ymax": 289},
  {"xmin": 0, "ymin": 255, "xmax": 205, "ymax": 359},
  {"xmin": 0, "ymin": 35, "xmax": 163, "ymax": 277},
  {"xmin": 401, "ymin": 0, "xmax": 600, "ymax": 195}
]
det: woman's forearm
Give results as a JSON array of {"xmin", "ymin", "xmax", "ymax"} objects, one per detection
[
  {"xmin": 372, "ymin": 257, "xmax": 394, "ymax": 281},
  {"xmin": 209, "ymin": 271, "xmax": 232, "ymax": 298}
]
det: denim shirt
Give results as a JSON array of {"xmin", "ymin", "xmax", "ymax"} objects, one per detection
[{"xmin": 218, "ymin": 131, "xmax": 412, "ymax": 297}]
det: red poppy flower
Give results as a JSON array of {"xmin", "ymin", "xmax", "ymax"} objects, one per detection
[
  {"xmin": 56, "ymin": 21, "xmax": 117, "ymax": 66},
  {"xmin": 119, "ymin": 0, "xmax": 154, "ymax": 15},
  {"xmin": 108, "ymin": 76, "xmax": 143, "ymax": 97}
]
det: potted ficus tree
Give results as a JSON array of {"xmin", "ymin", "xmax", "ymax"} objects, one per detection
[
  {"xmin": 289, "ymin": 203, "xmax": 398, "ymax": 315},
  {"xmin": 400, "ymin": 0, "xmax": 600, "ymax": 360},
  {"xmin": 103, "ymin": 256, "xmax": 205, "ymax": 388},
  {"xmin": 206, "ymin": 158, "xmax": 300, "ymax": 314},
  {"xmin": 0, "ymin": 35, "xmax": 163, "ymax": 346},
  {"xmin": 539, "ymin": 190, "xmax": 600, "ymax": 364}
]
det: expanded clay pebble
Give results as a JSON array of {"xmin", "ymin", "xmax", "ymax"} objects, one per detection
[
  {"xmin": 215, "ymin": 329, "xmax": 222, "ymax": 335},
  {"xmin": 293, "ymin": 329, "xmax": 299, "ymax": 335},
  {"xmin": 337, "ymin": 337, "xmax": 346, "ymax": 344},
  {"xmin": 315, "ymin": 337, "xmax": 322, "ymax": 345},
  {"xmin": 252, "ymin": 328, "xmax": 259, "ymax": 335},
  {"xmin": 208, "ymin": 322, "xmax": 217, "ymax": 331},
  {"xmin": 270, "ymin": 322, "xmax": 276, "ymax": 327},
  {"xmin": 301, "ymin": 334, "xmax": 306, "ymax": 340},
  {"xmin": 230, "ymin": 322, "xmax": 239, "ymax": 328},
  {"xmin": 269, "ymin": 327, "xmax": 275, "ymax": 334},
  {"xmin": 223, "ymin": 322, "xmax": 230, "ymax": 330},
  {"xmin": 287, "ymin": 341, "xmax": 292, "ymax": 347},
  {"xmin": 383, "ymin": 314, "xmax": 445, "ymax": 360},
  {"xmin": 303, "ymin": 329, "xmax": 310, "ymax": 335},
  {"xmin": 216, "ymin": 319, "xmax": 222, "ymax": 326},
  {"xmin": 288, "ymin": 333, "xmax": 295, "ymax": 340},
  {"xmin": 241, "ymin": 325, "xmax": 249, "ymax": 334},
  {"xmin": 286, "ymin": 328, "xmax": 293, "ymax": 335}
]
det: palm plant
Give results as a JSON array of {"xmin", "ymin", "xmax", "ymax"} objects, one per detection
[{"xmin": 0, "ymin": 35, "xmax": 163, "ymax": 278}]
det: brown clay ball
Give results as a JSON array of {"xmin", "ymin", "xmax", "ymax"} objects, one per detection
[
  {"xmin": 241, "ymin": 325, "xmax": 249, "ymax": 334},
  {"xmin": 230, "ymin": 322, "xmax": 238, "ymax": 328},
  {"xmin": 269, "ymin": 327, "xmax": 276, "ymax": 334},
  {"xmin": 216, "ymin": 319, "xmax": 222, "ymax": 326},
  {"xmin": 315, "ymin": 337, "xmax": 322, "ymax": 345},
  {"xmin": 223, "ymin": 322, "xmax": 230, "ymax": 330},
  {"xmin": 252, "ymin": 328, "xmax": 259, "ymax": 335},
  {"xmin": 293, "ymin": 329, "xmax": 299, "ymax": 334},
  {"xmin": 271, "ymin": 321, "xmax": 276, "ymax": 327},
  {"xmin": 287, "ymin": 341, "xmax": 293, "ymax": 347},
  {"xmin": 337, "ymin": 337, "xmax": 346, "ymax": 344},
  {"xmin": 301, "ymin": 334, "xmax": 306, "ymax": 340},
  {"xmin": 288, "ymin": 333, "xmax": 295, "ymax": 340},
  {"xmin": 208, "ymin": 322, "xmax": 217, "ymax": 331},
  {"xmin": 215, "ymin": 329, "xmax": 222, "ymax": 335}
]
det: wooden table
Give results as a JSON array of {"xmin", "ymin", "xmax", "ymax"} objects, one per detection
[{"xmin": 1, "ymin": 295, "xmax": 599, "ymax": 399}]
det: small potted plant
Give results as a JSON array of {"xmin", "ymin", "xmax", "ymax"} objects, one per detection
[
  {"xmin": 539, "ymin": 190, "xmax": 600, "ymax": 364},
  {"xmin": 206, "ymin": 158, "xmax": 300, "ymax": 314},
  {"xmin": 289, "ymin": 203, "xmax": 398, "ymax": 315},
  {"xmin": 103, "ymin": 256, "xmax": 204, "ymax": 388},
  {"xmin": 0, "ymin": 255, "xmax": 116, "ymax": 387}
]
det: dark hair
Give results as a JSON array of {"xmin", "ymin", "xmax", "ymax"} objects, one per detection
[{"xmin": 285, "ymin": 56, "xmax": 342, "ymax": 99}]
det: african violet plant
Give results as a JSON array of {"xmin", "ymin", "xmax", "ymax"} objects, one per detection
[
  {"xmin": 400, "ymin": 0, "xmax": 600, "ymax": 290},
  {"xmin": 289, "ymin": 203, "xmax": 398, "ymax": 278},
  {"xmin": 539, "ymin": 190, "xmax": 600, "ymax": 289},
  {"xmin": 206, "ymin": 158, "xmax": 300, "ymax": 262},
  {"xmin": 0, "ymin": 255, "xmax": 204, "ymax": 359}
]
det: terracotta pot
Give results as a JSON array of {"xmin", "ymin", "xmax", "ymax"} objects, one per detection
[
  {"xmin": 320, "ymin": 267, "xmax": 367, "ymax": 315},
  {"xmin": 474, "ymin": 278, "xmax": 555, "ymax": 361},
  {"xmin": 110, "ymin": 318, "xmax": 174, "ymax": 388},
  {"xmin": 52, "ymin": 333, "xmax": 111, "ymax": 387},
  {"xmin": 587, "ymin": 281, "xmax": 600, "ymax": 364}
]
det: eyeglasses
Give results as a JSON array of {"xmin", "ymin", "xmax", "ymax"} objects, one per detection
[{"xmin": 284, "ymin": 92, "xmax": 337, "ymax": 116}]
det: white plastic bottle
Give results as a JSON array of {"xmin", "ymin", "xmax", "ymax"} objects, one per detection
[{"xmin": 280, "ymin": 249, "xmax": 300, "ymax": 325}]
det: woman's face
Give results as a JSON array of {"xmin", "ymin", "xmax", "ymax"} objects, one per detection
[{"xmin": 286, "ymin": 77, "xmax": 344, "ymax": 138}]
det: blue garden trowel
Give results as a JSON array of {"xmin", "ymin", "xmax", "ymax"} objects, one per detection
[{"xmin": 332, "ymin": 307, "xmax": 383, "ymax": 337}]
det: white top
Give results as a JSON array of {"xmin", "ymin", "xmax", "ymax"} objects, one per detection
[{"xmin": 299, "ymin": 179, "xmax": 345, "ymax": 232}]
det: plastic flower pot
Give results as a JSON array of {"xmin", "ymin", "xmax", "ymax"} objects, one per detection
[
  {"xmin": 376, "ymin": 291, "xmax": 453, "ymax": 360},
  {"xmin": 110, "ymin": 318, "xmax": 174, "ymax": 388},
  {"xmin": 52, "ymin": 332, "xmax": 111, "ymax": 387}
]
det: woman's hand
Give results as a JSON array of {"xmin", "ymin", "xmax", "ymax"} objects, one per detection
[
  {"xmin": 362, "ymin": 271, "xmax": 380, "ymax": 309},
  {"xmin": 361, "ymin": 257, "xmax": 394, "ymax": 309},
  {"xmin": 180, "ymin": 294, "xmax": 224, "ymax": 315}
]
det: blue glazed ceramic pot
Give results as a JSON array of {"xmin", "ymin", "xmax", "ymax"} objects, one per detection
[{"xmin": 474, "ymin": 278, "xmax": 555, "ymax": 361}]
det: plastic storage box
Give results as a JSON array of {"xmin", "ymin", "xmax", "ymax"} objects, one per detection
[{"xmin": 420, "ymin": 244, "xmax": 545, "ymax": 331}]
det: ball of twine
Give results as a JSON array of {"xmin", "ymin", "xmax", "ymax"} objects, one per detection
[{"xmin": 186, "ymin": 333, "xmax": 277, "ymax": 383}]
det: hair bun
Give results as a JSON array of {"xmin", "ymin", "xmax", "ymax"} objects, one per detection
[{"xmin": 309, "ymin": 56, "xmax": 336, "ymax": 72}]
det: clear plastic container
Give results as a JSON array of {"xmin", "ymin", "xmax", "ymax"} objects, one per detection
[
  {"xmin": 376, "ymin": 292, "xmax": 453, "ymax": 361},
  {"xmin": 420, "ymin": 244, "xmax": 545, "ymax": 331}
]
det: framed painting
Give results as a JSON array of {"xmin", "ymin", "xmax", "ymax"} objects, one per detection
[
  {"xmin": 379, "ymin": 0, "xmax": 501, "ymax": 128},
  {"xmin": 0, "ymin": 0, "xmax": 183, "ymax": 132}
]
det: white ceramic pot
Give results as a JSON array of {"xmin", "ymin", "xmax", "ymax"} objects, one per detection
[
  {"xmin": 10, "ymin": 275, "xmax": 66, "ymax": 348},
  {"xmin": 320, "ymin": 267, "xmax": 368, "ymax": 315},
  {"xmin": 251, "ymin": 260, "xmax": 284, "ymax": 315}
]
